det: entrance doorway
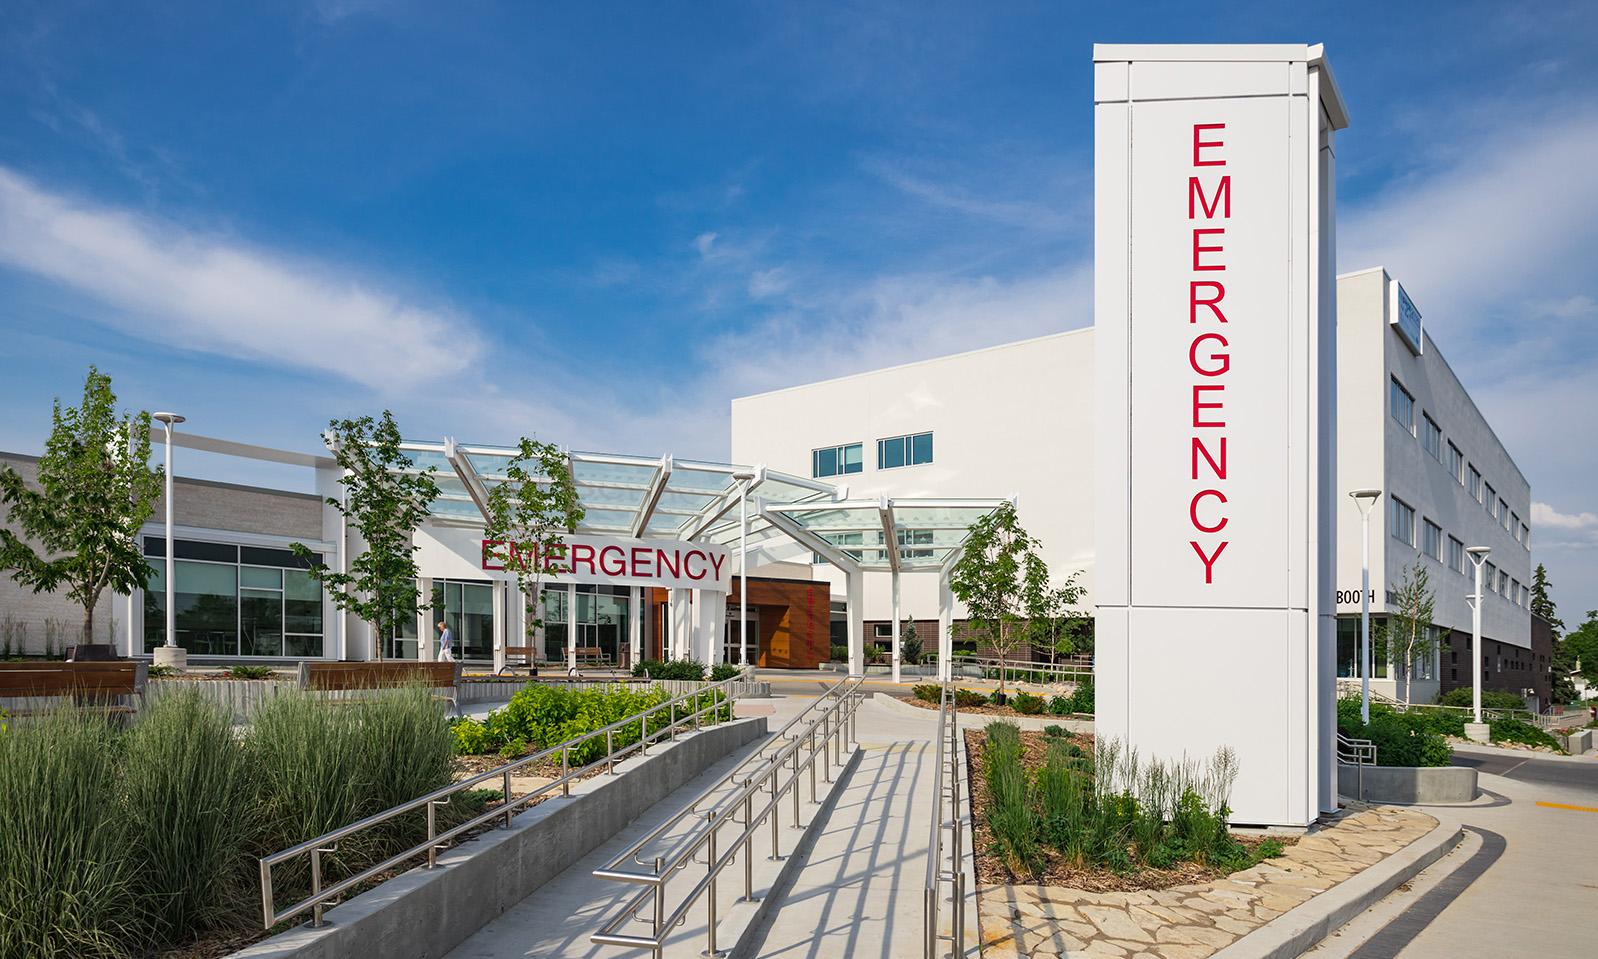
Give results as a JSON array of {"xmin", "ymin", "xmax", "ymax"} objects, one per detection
[{"xmin": 724, "ymin": 605, "xmax": 759, "ymax": 667}]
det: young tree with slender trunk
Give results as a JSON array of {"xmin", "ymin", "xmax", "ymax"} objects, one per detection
[
  {"xmin": 949, "ymin": 502, "xmax": 1049, "ymax": 701},
  {"xmin": 1385, "ymin": 560, "xmax": 1437, "ymax": 706},
  {"xmin": 0, "ymin": 368, "xmax": 163, "ymax": 648},
  {"xmin": 292, "ymin": 412, "xmax": 440, "ymax": 661},
  {"xmin": 481, "ymin": 438, "xmax": 585, "ymax": 670},
  {"xmin": 1533, "ymin": 564, "xmax": 1577, "ymax": 704}
]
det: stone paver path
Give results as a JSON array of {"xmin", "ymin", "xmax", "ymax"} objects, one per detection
[{"xmin": 979, "ymin": 806, "xmax": 1437, "ymax": 959}]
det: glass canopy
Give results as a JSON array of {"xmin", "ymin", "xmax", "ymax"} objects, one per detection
[{"xmin": 393, "ymin": 439, "xmax": 1006, "ymax": 571}]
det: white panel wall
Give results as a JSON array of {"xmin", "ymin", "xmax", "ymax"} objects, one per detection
[{"xmin": 730, "ymin": 330, "xmax": 1096, "ymax": 623}]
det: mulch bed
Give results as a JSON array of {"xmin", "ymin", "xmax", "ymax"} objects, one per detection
[
  {"xmin": 963, "ymin": 728, "xmax": 1294, "ymax": 893},
  {"xmin": 900, "ymin": 693, "xmax": 1088, "ymax": 720}
]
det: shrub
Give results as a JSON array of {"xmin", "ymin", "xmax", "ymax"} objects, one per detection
[
  {"xmin": 953, "ymin": 688, "xmax": 988, "ymax": 709},
  {"xmin": 146, "ymin": 663, "xmax": 178, "ymax": 678},
  {"xmin": 1047, "ymin": 694, "xmax": 1073, "ymax": 715},
  {"xmin": 912, "ymin": 684, "xmax": 941, "ymax": 703},
  {"xmin": 829, "ymin": 644, "xmax": 849, "ymax": 663},
  {"xmin": 227, "ymin": 664, "xmax": 275, "ymax": 680},
  {"xmin": 1068, "ymin": 679, "xmax": 1095, "ymax": 715},
  {"xmin": 452, "ymin": 717, "xmax": 493, "ymax": 754},
  {"xmin": 1011, "ymin": 692, "xmax": 1046, "ymax": 715},
  {"xmin": 1337, "ymin": 699, "xmax": 1452, "ymax": 767},
  {"xmin": 710, "ymin": 663, "xmax": 742, "ymax": 682},
  {"xmin": 631, "ymin": 659, "xmax": 706, "ymax": 681},
  {"xmin": 1438, "ymin": 687, "xmax": 1526, "ymax": 710},
  {"xmin": 1043, "ymin": 724, "xmax": 1074, "ymax": 739},
  {"xmin": 122, "ymin": 690, "xmax": 256, "ymax": 943},
  {"xmin": 1489, "ymin": 717, "xmax": 1562, "ymax": 751},
  {"xmin": 0, "ymin": 707, "xmax": 136, "ymax": 959},
  {"xmin": 901, "ymin": 635, "xmax": 923, "ymax": 665},
  {"xmin": 983, "ymin": 723, "xmax": 1040, "ymax": 876}
]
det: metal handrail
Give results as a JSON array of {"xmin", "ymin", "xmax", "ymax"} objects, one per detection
[
  {"xmin": 258, "ymin": 670, "xmax": 751, "ymax": 930},
  {"xmin": 924, "ymin": 682, "xmax": 965, "ymax": 959},
  {"xmin": 942, "ymin": 653, "xmax": 1092, "ymax": 686},
  {"xmin": 1336, "ymin": 732, "xmax": 1378, "ymax": 802},
  {"xmin": 590, "ymin": 675, "xmax": 865, "ymax": 957}
]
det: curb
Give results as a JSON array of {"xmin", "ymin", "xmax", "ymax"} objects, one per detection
[
  {"xmin": 1210, "ymin": 820, "xmax": 1464, "ymax": 959},
  {"xmin": 871, "ymin": 690, "xmax": 1095, "ymax": 733}
]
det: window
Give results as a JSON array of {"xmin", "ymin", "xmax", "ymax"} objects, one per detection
[
  {"xmin": 143, "ymin": 536, "xmax": 324, "ymax": 656},
  {"xmin": 1498, "ymin": 570, "xmax": 1509, "ymax": 595},
  {"xmin": 1446, "ymin": 442, "xmax": 1464, "ymax": 485},
  {"xmin": 1484, "ymin": 562, "xmax": 1497, "ymax": 592},
  {"xmin": 1421, "ymin": 414, "xmax": 1441, "ymax": 460},
  {"xmin": 1511, "ymin": 579, "xmax": 1522, "ymax": 606},
  {"xmin": 1521, "ymin": 523, "xmax": 1530, "ymax": 546},
  {"xmin": 1469, "ymin": 465, "xmax": 1482, "ymax": 502},
  {"xmin": 812, "ymin": 443, "xmax": 863, "ymax": 478},
  {"xmin": 873, "ymin": 623, "xmax": 894, "ymax": 639},
  {"xmin": 1421, "ymin": 519, "xmax": 1442, "ymax": 561},
  {"xmin": 1485, "ymin": 484, "xmax": 1497, "ymax": 518},
  {"xmin": 1390, "ymin": 497, "xmax": 1415, "ymax": 547},
  {"xmin": 877, "ymin": 431, "xmax": 933, "ymax": 470},
  {"xmin": 1500, "ymin": 500, "xmax": 1511, "ymax": 531},
  {"xmin": 1448, "ymin": 536, "xmax": 1465, "ymax": 574},
  {"xmin": 1390, "ymin": 378, "xmax": 1414, "ymax": 433},
  {"xmin": 1511, "ymin": 513, "xmax": 1522, "ymax": 541},
  {"xmin": 896, "ymin": 528, "xmax": 936, "ymax": 560}
]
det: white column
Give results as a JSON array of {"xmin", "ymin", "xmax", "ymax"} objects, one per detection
[
  {"xmin": 628, "ymin": 586, "xmax": 642, "ymax": 668},
  {"xmin": 692, "ymin": 589, "xmax": 726, "ymax": 664},
  {"xmin": 418, "ymin": 577, "xmax": 435, "ymax": 662},
  {"xmin": 492, "ymin": 580, "xmax": 507, "ymax": 673},
  {"xmin": 846, "ymin": 568, "xmax": 864, "ymax": 677},
  {"xmin": 567, "ymin": 582, "xmax": 578, "ymax": 672},
  {"xmin": 670, "ymin": 588, "xmax": 693, "ymax": 661},
  {"xmin": 890, "ymin": 569, "xmax": 902, "ymax": 684},
  {"xmin": 938, "ymin": 571, "xmax": 955, "ymax": 682}
]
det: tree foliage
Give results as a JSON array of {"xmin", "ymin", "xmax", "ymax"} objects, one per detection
[
  {"xmin": 292, "ymin": 412, "xmax": 440, "ymax": 660},
  {"xmin": 0, "ymin": 368, "xmax": 163, "ymax": 644},
  {"xmin": 1534, "ymin": 564, "xmax": 1578, "ymax": 703},
  {"xmin": 948, "ymin": 502, "xmax": 1050, "ymax": 696},
  {"xmin": 1564, "ymin": 610, "xmax": 1598, "ymax": 690},
  {"xmin": 482, "ymin": 438, "xmax": 585, "ymax": 662},
  {"xmin": 1383, "ymin": 560, "xmax": 1437, "ymax": 706}
]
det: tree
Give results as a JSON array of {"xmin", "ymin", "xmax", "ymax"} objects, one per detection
[
  {"xmin": 949, "ymin": 502, "xmax": 1049, "ymax": 699},
  {"xmin": 1026, "ymin": 576, "xmax": 1087, "ymax": 664},
  {"xmin": 481, "ymin": 438, "xmax": 585, "ymax": 669},
  {"xmin": 1534, "ymin": 564, "xmax": 1578, "ymax": 703},
  {"xmin": 0, "ymin": 368, "xmax": 163, "ymax": 646},
  {"xmin": 898, "ymin": 617, "xmax": 921, "ymax": 666},
  {"xmin": 293, "ymin": 412, "xmax": 440, "ymax": 661},
  {"xmin": 1564, "ymin": 611, "xmax": 1598, "ymax": 690},
  {"xmin": 1384, "ymin": 560, "xmax": 1437, "ymax": 706}
]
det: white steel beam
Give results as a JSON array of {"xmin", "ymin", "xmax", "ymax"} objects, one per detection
[{"xmin": 631, "ymin": 455, "xmax": 674, "ymax": 538}]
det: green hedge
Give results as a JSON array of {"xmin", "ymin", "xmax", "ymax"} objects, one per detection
[
  {"xmin": 631, "ymin": 659, "xmax": 707, "ymax": 681},
  {"xmin": 1438, "ymin": 687, "xmax": 1526, "ymax": 710},
  {"xmin": 452, "ymin": 682, "xmax": 731, "ymax": 763},
  {"xmin": 1047, "ymin": 678, "xmax": 1094, "ymax": 716},
  {"xmin": 1489, "ymin": 716, "xmax": 1562, "ymax": 751},
  {"xmin": 1336, "ymin": 699, "xmax": 1451, "ymax": 767}
]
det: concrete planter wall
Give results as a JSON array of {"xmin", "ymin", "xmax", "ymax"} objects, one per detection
[
  {"xmin": 230, "ymin": 716, "xmax": 768, "ymax": 959},
  {"xmin": 1337, "ymin": 763, "xmax": 1477, "ymax": 804}
]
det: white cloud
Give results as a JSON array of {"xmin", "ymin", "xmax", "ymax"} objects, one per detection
[
  {"xmin": 747, "ymin": 267, "xmax": 791, "ymax": 299},
  {"xmin": 693, "ymin": 231, "xmax": 718, "ymax": 257},
  {"xmin": 0, "ymin": 167, "xmax": 484, "ymax": 391},
  {"xmin": 1533, "ymin": 502, "xmax": 1598, "ymax": 534}
]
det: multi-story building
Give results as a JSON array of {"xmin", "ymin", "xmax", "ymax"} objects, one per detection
[
  {"xmin": 1334, "ymin": 267, "xmax": 1540, "ymax": 707},
  {"xmin": 732, "ymin": 269, "xmax": 1541, "ymax": 701}
]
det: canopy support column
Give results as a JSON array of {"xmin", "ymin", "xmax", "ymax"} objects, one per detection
[
  {"xmin": 628, "ymin": 586, "xmax": 642, "ymax": 669},
  {"xmin": 492, "ymin": 580, "xmax": 508, "ymax": 673},
  {"xmin": 890, "ymin": 568, "xmax": 902, "ymax": 684},
  {"xmin": 846, "ymin": 568, "xmax": 865, "ymax": 677},
  {"xmin": 938, "ymin": 570, "xmax": 955, "ymax": 683},
  {"xmin": 418, "ymin": 577, "xmax": 435, "ymax": 662},
  {"xmin": 670, "ymin": 588, "xmax": 693, "ymax": 661},
  {"xmin": 567, "ymin": 582, "xmax": 578, "ymax": 672}
]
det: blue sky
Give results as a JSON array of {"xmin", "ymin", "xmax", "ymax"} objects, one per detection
[{"xmin": 2, "ymin": 1, "xmax": 1596, "ymax": 616}]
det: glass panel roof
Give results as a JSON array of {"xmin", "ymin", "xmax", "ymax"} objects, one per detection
[{"xmin": 764, "ymin": 498, "xmax": 1007, "ymax": 571}]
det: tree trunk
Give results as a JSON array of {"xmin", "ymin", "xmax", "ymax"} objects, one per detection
[{"xmin": 82, "ymin": 602, "xmax": 95, "ymax": 656}]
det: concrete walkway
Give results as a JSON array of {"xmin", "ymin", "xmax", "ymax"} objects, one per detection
[
  {"xmin": 1306, "ymin": 751, "xmax": 1598, "ymax": 958},
  {"xmin": 741, "ymin": 695, "xmax": 980, "ymax": 959}
]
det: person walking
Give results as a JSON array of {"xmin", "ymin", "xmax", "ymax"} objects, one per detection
[{"xmin": 436, "ymin": 620, "xmax": 454, "ymax": 662}]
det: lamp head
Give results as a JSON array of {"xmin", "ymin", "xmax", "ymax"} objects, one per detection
[
  {"xmin": 731, "ymin": 470, "xmax": 756, "ymax": 482},
  {"xmin": 151, "ymin": 411, "xmax": 185, "ymax": 426},
  {"xmin": 1466, "ymin": 545, "xmax": 1492, "ymax": 558},
  {"xmin": 1348, "ymin": 488, "xmax": 1382, "ymax": 502}
]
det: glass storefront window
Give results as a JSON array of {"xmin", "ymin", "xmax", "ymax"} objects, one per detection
[{"xmin": 143, "ymin": 538, "xmax": 324, "ymax": 657}]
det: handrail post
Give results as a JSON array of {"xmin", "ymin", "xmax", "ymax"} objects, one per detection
[
  {"xmin": 311, "ymin": 846, "xmax": 325, "ymax": 927},
  {"xmin": 426, "ymin": 801, "xmax": 438, "ymax": 869},
  {"xmin": 502, "ymin": 768, "xmax": 513, "ymax": 828},
  {"xmin": 562, "ymin": 746, "xmax": 570, "ymax": 797},
  {"xmin": 791, "ymin": 740, "xmax": 803, "ymax": 828},
  {"xmin": 704, "ymin": 809, "xmax": 724, "ymax": 958},
  {"xmin": 651, "ymin": 856, "xmax": 666, "ymax": 959},
  {"xmin": 607, "ymin": 729, "xmax": 616, "ymax": 775},
  {"xmin": 740, "ymin": 790, "xmax": 757, "ymax": 903}
]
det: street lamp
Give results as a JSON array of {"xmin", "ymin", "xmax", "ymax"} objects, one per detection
[
  {"xmin": 152, "ymin": 412, "xmax": 186, "ymax": 669},
  {"xmin": 1349, "ymin": 489, "xmax": 1382, "ymax": 724},
  {"xmin": 1466, "ymin": 546, "xmax": 1492, "ymax": 736},
  {"xmin": 731, "ymin": 470, "xmax": 756, "ymax": 670}
]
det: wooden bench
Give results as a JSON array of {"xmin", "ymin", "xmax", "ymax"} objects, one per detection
[
  {"xmin": 297, "ymin": 661, "xmax": 463, "ymax": 714},
  {"xmin": 0, "ymin": 661, "xmax": 148, "ymax": 718}
]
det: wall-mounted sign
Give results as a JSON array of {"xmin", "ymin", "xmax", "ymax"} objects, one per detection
[
  {"xmin": 481, "ymin": 534, "xmax": 732, "ymax": 592},
  {"xmin": 1391, "ymin": 282, "xmax": 1423, "ymax": 355}
]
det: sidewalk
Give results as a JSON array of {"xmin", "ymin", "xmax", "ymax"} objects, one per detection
[{"xmin": 743, "ymin": 696, "xmax": 980, "ymax": 959}]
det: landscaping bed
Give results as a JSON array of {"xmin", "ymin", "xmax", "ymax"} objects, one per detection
[
  {"xmin": 905, "ymin": 681, "xmax": 1094, "ymax": 719},
  {"xmin": 964, "ymin": 724, "xmax": 1290, "ymax": 893}
]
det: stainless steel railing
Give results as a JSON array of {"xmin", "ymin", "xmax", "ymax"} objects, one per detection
[
  {"xmin": 943, "ymin": 654, "xmax": 1092, "ymax": 686},
  {"xmin": 925, "ymin": 682, "xmax": 966, "ymax": 959},
  {"xmin": 1336, "ymin": 732, "xmax": 1378, "ymax": 802},
  {"xmin": 590, "ymin": 675, "xmax": 865, "ymax": 957},
  {"xmin": 257, "ymin": 671, "xmax": 750, "ymax": 930}
]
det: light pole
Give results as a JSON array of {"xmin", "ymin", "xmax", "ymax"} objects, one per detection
[
  {"xmin": 1349, "ymin": 489, "xmax": 1382, "ymax": 724},
  {"xmin": 731, "ymin": 470, "xmax": 756, "ymax": 669},
  {"xmin": 152, "ymin": 412, "xmax": 186, "ymax": 669},
  {"xmin": 1466, "ymin": 546, "xmax": 1492, "ymax": 737}
]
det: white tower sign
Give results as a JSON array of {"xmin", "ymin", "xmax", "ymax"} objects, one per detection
[{"xmin": 1094, "ymin": 45, "xmax": 1349, "ymax": 826}]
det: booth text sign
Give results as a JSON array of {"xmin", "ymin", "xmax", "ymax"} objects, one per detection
[{"xmin": 481, "ymin": 534, "xmax": 732, "ymax": 592}]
